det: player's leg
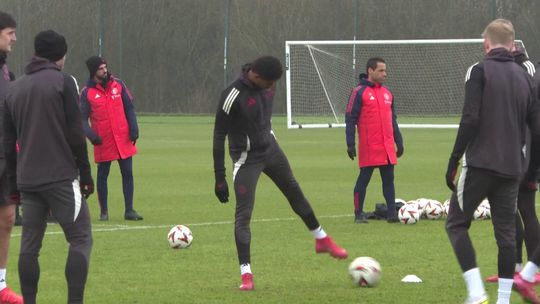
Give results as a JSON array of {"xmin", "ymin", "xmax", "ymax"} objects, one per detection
[
  {"xmin": 96, "ymin": 161, "xmax": 112, "ymax": 220},
  {"xmin": 353, "ymin": 166, "xmax": 375, "ymax": 223},
  {"xmin": 517, "ymin": 189, "xmax": 540, "ymax": 263},
  {"xmin": 487, "ymin": 177, "xmax": 520, "ymax": 304},
  {"xmin": 445, "ymin": 167, "xmax": 490, "ymax": 303},
  {"xmin": 45, "ymin": 180, "xmax": 92, "ymax": 304},
  {"xmin": 118, "ymin": 157, "xmax": 142, "ymax": 220},
  {"xmin": 515, "ymin": 212, "xmax": 524, "ymax": 270},
  {"xmin": 379, "ymin": 164, "xmax": 398, "ymax": 222},
  {"xmin": 263, "ymin": 145, "xmax": 347, "ymax": 259},
  {"xmin": 18, "ymin": 191, "xmax": 48, "ymax": 304},
  {"xmin": 232, "ymin": 151, "xmax": 262, "ymax": 291}
]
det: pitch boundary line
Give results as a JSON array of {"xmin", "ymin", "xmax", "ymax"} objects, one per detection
[{"xmin": 10, "ymin": 214, "xmax": 353, "ymax": 237}]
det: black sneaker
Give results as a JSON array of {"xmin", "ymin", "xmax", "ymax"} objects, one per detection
[
  {"xmin": 99, "ymin": 212, "xmax": 109, "ymax": 221},
  {"xmin": 124, "ymin": 209, "xmax": 143, "ymax": 221},
  {"xmin": 354, "ymin": 213, "xmax": 368, "ymax": 224}
]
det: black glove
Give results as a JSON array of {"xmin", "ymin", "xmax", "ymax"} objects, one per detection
[
  {"xmin": 520, "ymin": 178, "xmax": 538, "ymax": 192},
  {"xmin": 214, "ymin": 179, "xmax": 229, "ymax": 203},
  {"xmin": 445, "ymin": 157, "xmax": 459, "ymax": 192},
  {"xmin": 347, "ymin": 145, "xmax": 356, "ymax": 160},
  {"xmin": 396, "ymin": 143, "xmax": 404, "ymax": 158},
  {"xmin": 91, "ymin": 136, "xmax": 102, "ymax": 146},
  {"xmin": 79, "ymin": 170, "xmax": 94, "ymax": 199},
  {"xmin": 130, "ymin": 133, "xmax": 139, "ymax": 145}
]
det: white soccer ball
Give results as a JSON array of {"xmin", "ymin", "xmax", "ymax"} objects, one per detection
[
  {"xmin": 167, "ymin": 225, "xmax": 193, "ymax": 249},
  {"xmin": 424, "ymin": 200, "xmax": 444, "ymax": 220},
  {"xmin": 442, "ymin": 199, "xmax": 451, "ymax": 217},
  {"xmin": 480, "ymin": 199, "xmax": 491, "ymax": 219},
  {"xmin": 473, "ymin": 205, "xmax": 488, "ymax": 220},
  {"xmin": 348, "ymin": 256, "xmax": 382, "ymax": 287},
  {"xmin": 415, "ymin": 198, "xmax": 430, "ymax": 218},
  {"xmin": 398, "ymin": 203, "xmax": 420, "ymax": 224}
]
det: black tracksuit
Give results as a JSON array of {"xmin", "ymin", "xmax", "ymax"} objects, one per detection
[
  {"xmin": 446, "ymin": 48, "xmax": 540, "ymax": 279},
  {"xmin": 3, "ymin": 56, "xmax": 93, "ymax": 304},
  {"xmin": 213, "ymin": 65, "xmax": 320, "ymax": 265}
]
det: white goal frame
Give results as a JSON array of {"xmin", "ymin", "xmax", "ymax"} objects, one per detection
[{"xmin": 285, "ymin": 39, "xmax": 526, "ymax": 129}]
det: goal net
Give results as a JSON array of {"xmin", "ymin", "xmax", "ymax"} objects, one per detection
[{"xmin": 285, "ymin": 39, "xmax": 527, "ymax": 129}]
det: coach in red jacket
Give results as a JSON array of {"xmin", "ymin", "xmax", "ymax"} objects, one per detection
[
  {"xmin": 80, "ymin": 56, "xmax": 143, "ymax": 221},
  {"xmin": 345, "ymin": 57, "xmax": 403, "ymax": 224}
]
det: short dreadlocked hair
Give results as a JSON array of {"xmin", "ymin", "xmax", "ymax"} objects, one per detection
[{"xmin": 250, "ymin": 56, "xmax": 283, "ymax": 81}]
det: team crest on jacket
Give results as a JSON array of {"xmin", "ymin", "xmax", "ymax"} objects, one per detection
[
  {"xmin": 384, "ymin": 93, "xmax": 391, "ymax": 104},
  {"xmin": 112, "ymin": 88, "xmax": 118, "ymax": 95}
]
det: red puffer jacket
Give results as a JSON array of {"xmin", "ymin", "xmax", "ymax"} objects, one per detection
[{"xmin": 80, "ymin": 77, "xmax": 138, "ymax": 162}]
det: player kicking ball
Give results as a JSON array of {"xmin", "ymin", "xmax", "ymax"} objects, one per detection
[{"xmin": 213, "ymin": 55, "xmax": 347, "ymax": 291}]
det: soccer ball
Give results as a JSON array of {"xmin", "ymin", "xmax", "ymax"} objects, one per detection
[
  {"xmin": 348, "ymin": 257, "xmax": 382, "ymax": 287},
  {"xmin": 473, "ymin": 205, "xmax": 488, "ymax": 220},
  {"xmin": 442, "ymin": 199, "xmax": 451, "ymax": 217},
  {"xmin": 480, "ymin": 199, "xmax": 491, "ymax": 219},
  {"xmin": 415, "ymin": 198, "xmax": 430, "ymax": 218},
  {"xmin": 398, "ymin": 203, "xmax": 420, "ymax": 224},
  {"xmin": 167, "ymin": 225, "xmax": 193, "ymax": 249},
  {"xmin": 424, "ymin": 200, "xmax": 443, "ymax": 220}
]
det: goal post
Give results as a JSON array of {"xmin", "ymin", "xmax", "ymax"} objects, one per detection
[{"xmin": 285, "ymin": 39, "xmax": 527, "ymax": 129}]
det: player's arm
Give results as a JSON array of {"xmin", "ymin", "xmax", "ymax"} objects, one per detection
[
  {"xmin": 79, "ymin": 87, "xmax": 101, "ymax": 144},
  {"xmin": 3, "ymin": 98, "xmax": 18, "ymax": 197},
  {"xmin": 345, "ymin": 87, "xmax": 363, "ymax": 159},
  {"xmin": 63, "ymin": 74, "xmax": 94, "ymax": 197},
  {"xmin": 391, "ymin": 99, "xmax": 404, "ymax": 157},
  {"xmin": 446, "ymin": 64, "xmax": 483, "ymax": 191},
  {"xmin": 450, "ymin": 64, "xmax": 483, "ymax": 161},
  {"xmin": 118, "ymin": 79, "xmax": 139, "ymax": 142},
  {"xmin": 213, "ymin": 87, "xmax": 236, "ymax": 203},
  {"xmin": 525, "ymin": 71, "xmax": 540, "ymax": 183}
]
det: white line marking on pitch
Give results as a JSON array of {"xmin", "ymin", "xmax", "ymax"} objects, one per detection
[{"xmin": 10, "ymin": 214, "xmax": 353, "ymax": 237}]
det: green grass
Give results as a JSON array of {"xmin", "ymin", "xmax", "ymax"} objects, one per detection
[{"xmin": 7, "ymin": 116, "xmax": 538, "ymax": 303}]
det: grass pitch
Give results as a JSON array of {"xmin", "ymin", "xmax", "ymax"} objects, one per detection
[{"xmin": 8, "ymin": 115, "xmax": 537, "ymax": 303}]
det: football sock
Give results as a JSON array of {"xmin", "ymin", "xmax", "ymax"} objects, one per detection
[
  {"xmin": 0, "ymin": 268, "xmax": 5, "ymax": 290},
  {"xmin": 463, "ymin": 268, "xmax": 485, "ymax": 300},
  {"xmin": 310, "ymin": 226, "xmax": 327, "ymax": 239},
  {"xmin": 520, "ymin": 261, "xmax": 539, "ymax": 283},
  {"xmin": 240, "ymin": 263, "xmax": 252, "ymax": 275},
  {"xmin": 515, "ymin": 263, "xmax": 523, "ymax": 272},
  {"xmin": 496, "ymin": 278, "xmax": 512, "ymax": 304}
]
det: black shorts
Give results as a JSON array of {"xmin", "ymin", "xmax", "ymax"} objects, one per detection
[{"xmin": 0, "ymin": 159, "xmax": 15, "ymax": 206}]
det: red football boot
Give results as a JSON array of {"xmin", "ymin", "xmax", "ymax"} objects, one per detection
[
  {"xmin": 239, "ymin": 273, "xmax": 254, "ymax": 291},
  {"xmin": 514, "ymin": 273, "xmax": 540, "ymax": 304},
  {"xmin": 315, "ymin": 236, "xmax": 348, "ymax": 259},
  {"xmin": 0, "ymin": 287, "xmax": 23, "ymax": 304}
]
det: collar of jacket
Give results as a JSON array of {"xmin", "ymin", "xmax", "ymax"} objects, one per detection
[
  {"xmin": 486, "ymin": 47, "xmax": 514, "ymax": 62},
  {"xmin": 24, "ymin": 56, "xmax": 60, "ymax": 75},
  {"xmin": 359, "ymin": 77, "xmax": 381, "ymax": 88}
]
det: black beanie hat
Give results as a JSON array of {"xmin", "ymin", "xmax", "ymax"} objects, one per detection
[
  {"xmin": 86, "ymin": 56, "xmax": 107, "ymax": 78},
  {"xmin": 34, "ymin": 30, "xmax": 67, "ymax": 62}
]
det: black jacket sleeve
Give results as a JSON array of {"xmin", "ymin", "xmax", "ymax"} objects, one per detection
[
  {"xmin": 450, "ymin": 64, "xmax": 483, "ymax": 161},
  {"xmin": 391, "ymin": 99, "xmax": 403, "ymax": 146},
  {"xmin": 213, "ymin": 88, "xmax": 236, "ymax": 181},
  {"xmin": 118, "ymin": 79, "xmax": 139, "ymax": 140},
  {"xmin": 345, "ymin": 87, "xmax": 363, "ymax": 148},
  {"xmin": 63, "ymin": 74, "xmax": 92, "ymax": 183},
  {"xmin": 3, "ymin": 98, "xmax": 18, "ymax": 195}
]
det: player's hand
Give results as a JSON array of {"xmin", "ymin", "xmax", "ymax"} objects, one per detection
[
  {"xmin": 347, "ymin": 146, "xmax": 356, "ymax": 160},
  {"xmin": 520, "ymin": 178, "xmax": 538, "ymax": 192},
  {"xmin": 91, "ymin": 136, "xmax": 102, "ymax": 146},
  {"xmin": 130, "ymin": 133, "xmax": 139, "ymax": 145},
  {"xmin": 80, "ymin": 182, "xmax": 94, "ymax": 199},
  {"xmin": 445, "ymin": 157, "xmax": 459, "ymax": 192},
  {"xmin": 215, "ymin": 179, "xmax": 229, "ymax": 203},
  {"xmin": 396, "ymin": 144, "xmax": 404, "ymax": 158}
]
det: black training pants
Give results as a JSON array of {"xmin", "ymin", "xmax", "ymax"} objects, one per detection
[
  {"xmin": 446, "ymin": 166, "xmax": 519, "ymax": 279},
  {"xmin": 19, "ymin": 180, "xmax": 93, "ymax": 304},
  {"xmin": 231, "ymin": 142, "xmax": 320, "ymax": 265}
]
